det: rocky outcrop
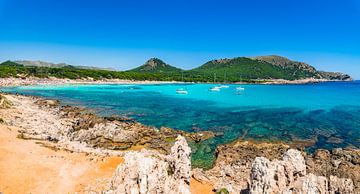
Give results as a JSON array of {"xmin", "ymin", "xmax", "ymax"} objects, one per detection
[
  {"xmin": 306, "ymin": 148, "xmax": 360, "ymax": 193},
  {"xmin": 2, "ymin": 94, "xmax": 358, "ymax": 194},
  {"xmin": 193, "ymin": 141, "xmax": 357, "ymax": 194},
  {"xmin": 250, "ymin": 149, "xmax": 355, "ymax": 194},
  {"xmin": 0, "ymin": 94, "xmax": 12, "ymax": 109},
  {"xmin": 4, "ymin": 94, "xmax": 213, "ymax": 156},
  {"xmin": 192, "ymin": 141, "xmax": 291, "ymax": 193},
  {"xmin": 329, "ymin": 175, "xmax": 354, "ymax": 193},
  {"xmin": 250, "ymin": 149, "xmax": 307, "ymax": 193},
  {"xmin": 253, "ymin": 55, "xmax": 353, "ymax": 81},
  {"xmin": 318, "ymin": 71, "xmax": 352, "ymax": 81},
  {"xmin": 105, "ymin": 136, "xmax": 191, "ymax": 194}
]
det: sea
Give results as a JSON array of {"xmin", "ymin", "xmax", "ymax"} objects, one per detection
[{"xmin": 2, "ymin": 81, "xmax": 360, "ymax": 168}]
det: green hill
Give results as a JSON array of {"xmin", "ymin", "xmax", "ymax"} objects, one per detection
[
  {"xmin": 188, "ymin": 57, "xmax": 318, "ymax": 81},
  {"xmin": 128, "ymin": 58, "xmax": 182, "ymax": 73},
  {"xmin": 0, "ymin": 56, "xmax": 352, "ymax": 82}
]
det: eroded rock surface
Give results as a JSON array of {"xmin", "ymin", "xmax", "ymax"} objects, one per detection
[
  {"xmin": 105, "ymin": 136, "xmax": 191, "ymax": 194},
  {"xmin": 250, "ymin": 149, "xmax": 355, "ymax": 194},
  {"xmin": 193, "ymin": 143, "xmax": 357, "ymax": 194},
  {"xmin": 306, "ymin": 148, "xmax": 360, "ymax": 193},
  {"xmin": 3, "ymin": 94, "xmax": 213, "ymax": 156},
  {"xmin": 192, "ymin": 141, "xmax": 290, "ymax": 193}
]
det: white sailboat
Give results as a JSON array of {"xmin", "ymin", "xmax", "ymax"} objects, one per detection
[
  {"xmin": 219, "ymin": 72, "xmax": 229, "ymax": 88},
  {"xmin": 176, "ymin": 72, "xmax": 188, "ymax": 94},
  {"xmin": 209, "ymin": 73, "xmax": 221, "ymax": 91},
  {"xmin": 176, "ymin": 88, "xmax": 188, "ymax": 94},
  {"xmin": 236, "ymin": 74, "xmax": 245, "ymax": 91}
]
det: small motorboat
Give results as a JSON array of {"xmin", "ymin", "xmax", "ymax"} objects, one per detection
[
  {"xmin": 236, "ymin": 86, "xmax": 245, "ymax": 91},
  {"xmin": 209, "ymin": 86, "xmax": 221, "ymax": 92},
  {"xmin": 176, "ymin": 88, "xmax": 188, "ymax": 94}
]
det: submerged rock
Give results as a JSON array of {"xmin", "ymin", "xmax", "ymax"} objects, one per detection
[{"xmin": 105, "ymin": 135, "xmax": 191, "ymax": 194}]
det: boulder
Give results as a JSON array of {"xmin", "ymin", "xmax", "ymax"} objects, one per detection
[
  {"xmin": 105, "ymin": 135, "xmax": 191, "ymax": 194},
  {"xmin": 250, "ymin": 149, "xmax": 355, "ymax": 194}
]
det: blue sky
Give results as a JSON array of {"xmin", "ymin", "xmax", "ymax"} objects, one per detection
[{"xmin": 0, "ymin": 0, "xmax": 359, "ymax": 78}]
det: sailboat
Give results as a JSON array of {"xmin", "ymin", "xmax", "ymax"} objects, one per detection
[
  {"xmin": 176, "ymin": 88, "xmax": 188, "ymax": 94},
  {"xmin": 176, "ymin": 72, "xmax": 188, "ymax": 94},
  {"xmin": 236, "ymin": 74, "xmax": 245, "ymax": 91},
  {"xmin": 219, "ymin": 72, "xmax": 229, "ymax": 88},
  {"xmin": 209, "ymin": 73, "xmax": 221, "ymax": 91}
]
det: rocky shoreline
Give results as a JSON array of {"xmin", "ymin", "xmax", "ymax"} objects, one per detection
[{"xmin": 0, "ymin": 93, "xmax": 359, "ymax": 193}]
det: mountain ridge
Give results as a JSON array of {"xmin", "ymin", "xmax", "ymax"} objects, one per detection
[
  {"xmin": 14, "ymin": 60, "xmax": 116, "ymax": 71},
  {"xmin": 0, "ymin": 55, "xmax": 352, "ymax": 82}
]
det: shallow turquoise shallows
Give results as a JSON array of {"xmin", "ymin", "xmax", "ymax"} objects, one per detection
[{"xmin": 2, "ymin": 81, "xmax": 360, "ymax": 168}]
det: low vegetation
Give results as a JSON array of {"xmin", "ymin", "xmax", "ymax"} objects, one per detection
[{"xmin": 0, "ymin": 55, "xmax": 351, "ymax": 82}]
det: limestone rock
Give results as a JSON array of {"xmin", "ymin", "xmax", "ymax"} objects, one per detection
[
  {"xmin": 249, "ymin": 149, "xmax": 355, "ymax": 194},
  {"xmin": 168, "ymin": 136, "xmax": 191, "ymax": 183},
  {"xmin": 0, "ymin": 94, "xmax": 12, "ymax": 108},
  {"xmin": 105, "ymin": 135, "xmax": 191, "ymax": 194},
  {"xmin": 282, "ymin": 148, "xmax": 306, "ymax": 177},
  {"xmin": 329, "ymin": 175, "xmax": 354, "ymax": 194},
  {"xmin": 291, "ymin": 173, "xmax": 328, "ymax": 194}
]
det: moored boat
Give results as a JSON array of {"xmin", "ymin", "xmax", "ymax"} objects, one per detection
[
  {"xmin": 176, "ymin": 88, "xmax": 188, "ymax": 94},
  {"xmin": 209, "ymin": 86, "xmax": 221, "ymax": 92}
]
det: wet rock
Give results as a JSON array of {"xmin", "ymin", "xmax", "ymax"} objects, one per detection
[
  {"xmin": 104, "ymin": 116, "xmax": 135, "ymax": 122},
  {"xmin": 35, "ymin": 99, "xmax": 59, "ymax": 108},
  {"xmin": 189, "ymin": 131, "xmax": 215, "ymax": 143}
]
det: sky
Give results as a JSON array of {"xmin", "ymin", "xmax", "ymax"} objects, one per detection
[{"xmin": 0, "ymin": 0, "xmax": 359, "ymax": 78}]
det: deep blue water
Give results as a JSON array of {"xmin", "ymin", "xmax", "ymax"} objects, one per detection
[{"xmin": 2, "ymin": 81, "xmax": 360, "ymax": 167}]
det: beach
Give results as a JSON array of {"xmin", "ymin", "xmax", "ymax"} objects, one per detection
[{"xmin": 0, "ymin": 77, "xmax": 349, "ymax": 88}]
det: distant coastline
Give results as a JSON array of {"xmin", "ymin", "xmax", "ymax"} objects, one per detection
[
  {"xmin": 0, "ymin": 77, "xmax": 353, "ymax": 87},
  {"xmin": 0, "ymin": 55, "xmax": 352, "ymax": 85}
]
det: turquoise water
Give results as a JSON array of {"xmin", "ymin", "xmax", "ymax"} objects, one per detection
[{"xmin": 2, "ymin": 81, "xmax": 360, "ymax": 167}]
